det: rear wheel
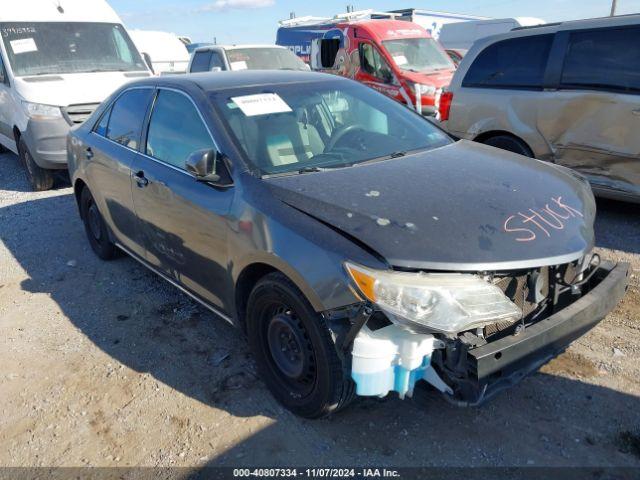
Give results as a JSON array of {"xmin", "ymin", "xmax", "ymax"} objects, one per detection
[
  {"xmin": 246, "ymin": 272, "xmax": 354, "ymax": 418},
  {"xmin": 80, "ymin": 187, "xmax": 117, "ymax": 260},
  {"xmin": 18, "ymin": 138, "xmax": 54, "ymax": 191},
  {"xmin": 482, "ymin": 135, "xmax": 533, "ymax": 158}
]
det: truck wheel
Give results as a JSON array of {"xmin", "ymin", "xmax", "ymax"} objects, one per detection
[
  {"xmin": 18, "ymin": 138, "xmax": 54, "ymax": 191},
  {"xmin": 482, "ymin": 135, "xmax": 533, "ymax": 158},
  {"xmin": 246, "ymin": 272, "xmax": 354, "ymax": 418},
  {"xmin": 80, "ymin": 187, "xmax": 117, "ymax": 261}
]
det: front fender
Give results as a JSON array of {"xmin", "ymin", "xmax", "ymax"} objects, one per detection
[{"xmin": 227, "ymin": 195, "xmax": 386, "ymax": 315}]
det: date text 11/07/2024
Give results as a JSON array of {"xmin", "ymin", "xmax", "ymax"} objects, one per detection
[{"xmin": 232, "ymin": 468, "xmax": 401, "ymax": 478}]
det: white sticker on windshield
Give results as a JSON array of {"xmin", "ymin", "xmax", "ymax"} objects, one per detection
[
  {"xmin": 392, "ymin": 54, "xmax": 408, "ymax": 66},
  {"xmin": 230, "ymin": 61, "xmax": 248, "ymax": 71},
  {"xmin": 231, "ymin": 93, "xmax": 292, "ymax": 117},
  {"xmin": 10, "ymin": 38, "xmax": 37, "ymax": 54}
]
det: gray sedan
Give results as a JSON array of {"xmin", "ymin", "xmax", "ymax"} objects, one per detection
[{"xmin": 67, "ymin": 71, "xmax": 628, "ymax": 418}]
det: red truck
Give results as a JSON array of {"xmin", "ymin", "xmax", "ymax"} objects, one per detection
[{"xmin": 276, "ymin": 13, "xmax": 456, "ymax": 115}]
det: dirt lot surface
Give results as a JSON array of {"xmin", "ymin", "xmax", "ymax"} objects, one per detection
[{"xmin": 1, "ymin": 151, "xmax": 639, "ymax": 469}]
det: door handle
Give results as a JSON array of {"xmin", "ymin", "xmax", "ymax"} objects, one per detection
[
  {"xmin": 633, "ymin": 109, "xmax": 640, "ymax": 116},
  {"xmin": 85, "ymin": 147, "xmax": 94, "ymax": 160},
  {"xmin": 133, "ymin": 171, "xmax": 149, "ymax": 187}
]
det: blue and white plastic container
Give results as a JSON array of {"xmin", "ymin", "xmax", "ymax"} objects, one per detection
[{"xmin": 350, "ymin": 324, "xmax": 451, "ymax": 398}]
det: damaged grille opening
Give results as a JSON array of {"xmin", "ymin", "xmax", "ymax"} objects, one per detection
[{"xmin": 428, "ymin": 256, "xmax": 605, "ymax": 404}]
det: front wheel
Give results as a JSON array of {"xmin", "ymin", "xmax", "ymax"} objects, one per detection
[
  {"xmin": 246, "ymin": 273, "xmax": 354, "ymax": 418},
  {"xmin": 18, "ymin": 138, "xmax": 54, "ymax": 191},
  {"xmin": 482, "ymin": 135, "xmax": 534, "ymax": 158}
]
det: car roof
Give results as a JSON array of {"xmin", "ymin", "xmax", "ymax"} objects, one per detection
[
  {"xmin": 476, "ymin": 12, "xmax": 640, "ymax": 44},
  {"xmin": 133, "ymin": 70, "xmax": 346, "ymax": 92},
  {"xmin": 193, "ymin": 44, "xmax": 287, "ymax": 54}
]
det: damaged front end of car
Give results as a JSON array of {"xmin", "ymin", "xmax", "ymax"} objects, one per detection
[{"xmin": 333, "ymin": 255, "xmax": 630, "ymax": 405}]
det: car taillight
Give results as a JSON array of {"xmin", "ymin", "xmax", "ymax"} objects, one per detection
[{"xmin": 437, "ymin": 91, "xmax": 453, "ymax": 122}]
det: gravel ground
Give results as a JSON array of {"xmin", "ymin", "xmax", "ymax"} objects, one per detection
[{"xmin": 0, "ymin": 151, "xmax": 639, "ymax": 469}]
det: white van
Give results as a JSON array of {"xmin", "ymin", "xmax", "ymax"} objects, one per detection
[
  {"xmin": 129, "ymin": 30, "xmax": 190, "ymax": 76},
  {"xmin": 438, "ymin": 17, "xmax": 546, "ymax": 50},
  {"xmin": 0, "ymin": 0, "xmax": 151, "ymax": 190}
]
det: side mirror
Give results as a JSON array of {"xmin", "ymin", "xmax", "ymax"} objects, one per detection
[
  {"xmin": 185, "ymin": 149, "xmax": 232, "ymax": 186},
  {"xmin": 210, "ymin": 66, "xmax": 223, "ymax": 72},
  {"xmin": 142, "ymin": 52, "xmax": 155, "ymax": 74}
]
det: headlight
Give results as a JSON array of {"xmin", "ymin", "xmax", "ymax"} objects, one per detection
[
  {"xmin": 345, "ymin": 262, "xmax": 521, "ymax": 334},
  {"xmin": 22, "ymin": 101, "xmax": 62, "ymax": 120}
]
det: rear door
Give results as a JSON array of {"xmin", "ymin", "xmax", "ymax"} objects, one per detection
[
  {"xmin": 538, "ymin": 25, "xmax": 640, "ymax": 198},
  {"xmin": 86, "ymin": 87, "xmax": 155, "ymax": 258},
  {"xmin": 131, "ymin": 87, "xmax": 233, "ymax": 309}
]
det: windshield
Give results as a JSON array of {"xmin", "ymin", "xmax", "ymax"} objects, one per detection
[
  {"xmin": 227, "ymin": 48, "xmax": 308, "ymax": 71},
  {"xmin": 211, "ymin": 80, "xmax": 452, "ymax": 176},
  {"xmin": 383, "ymin": 37, "xmax": 454, "ymax": 73},
  {"xmin": 1, "ymin": 22, "xmax": 147, "ymax": 76}
]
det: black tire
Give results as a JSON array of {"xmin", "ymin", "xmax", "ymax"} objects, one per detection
[
  {"xmin": 482, "ymin": 135, "xmax": 534, "ymax": 158},
  {"xmin": 18, "ymin": 138, "xmax": 54, "ymax": 191},
  {"xmin": 79, "ymin": 187, "xmax": 117, "ymax": 261},
  {"xmin": 246, "ymin": 272, "xmax": 354, "ymax": 418}
]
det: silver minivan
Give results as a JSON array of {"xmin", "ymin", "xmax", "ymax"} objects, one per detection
[{"xmin": 437, "ymin": 14, "xmax": 640, "ymax": 203}]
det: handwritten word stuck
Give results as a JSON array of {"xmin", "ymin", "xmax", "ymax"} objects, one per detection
[{"xmin": 504, "ymin": 196, "xmax": 583, "ymax": 242}]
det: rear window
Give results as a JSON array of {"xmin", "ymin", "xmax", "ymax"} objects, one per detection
[
  {"xmin": 463, "ymin": 34, "xmax": 553, "ymax": 89},
  {"xmin": 190, "ymin": 51, "xmax": 213, "ymax": 72},
  {"xmin": 226, "ymin": 47, "xmax": 308, "ymax": 71},
  {"xmin": 104, "ymin": 88, "xmax": 154, "ymax": 150},
  {"xmin": 561, "ymin": 26, "xmax": 640, "ymax": 93}
]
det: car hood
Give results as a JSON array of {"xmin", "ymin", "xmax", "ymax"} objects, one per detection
[
  {"xmin": 401, "ymin": 68, "xmax": 454, "ymax": 89},
  {"xmin": 13, "ymin": 71, "xmax": 150, "ymax": 106},
  {"xmin": 264, "ymin": 140, "xmax": 596, "ymax": 271}
]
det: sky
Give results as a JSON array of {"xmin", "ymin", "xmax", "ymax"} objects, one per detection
[{"xmin": 109, "ymin": 0, "xmax": 640, "ymax": 44}]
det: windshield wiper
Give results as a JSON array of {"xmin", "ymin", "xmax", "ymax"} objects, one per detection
[{"xmin": 389, "ymin": 151, "xmax": 406, "ymax": 159}]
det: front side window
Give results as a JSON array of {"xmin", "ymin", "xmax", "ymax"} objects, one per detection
[
  {"xmin": 146, "ymin": 90, "xmax": 215, "ymax": 169},
  {"xmin": 226, "ymin": 48, "xmax": 307, "ymax": 71},
  {"xmin": 1, "ymin": 22, "xmax": 147, "ymax": 76},
  {"xmin": 190, "ymin": 51, "xmax": 213, "ymax": 72},
  {"xmin": 359, "ymin": 43, "xmax": 393, "ymax": 82},
  {"xmin": 383, "ymin": 37, "xmax": 454, "ymax": 73},
  {"xmin": 211, "ymin": 80, "xmax": 452, "ymax": 176},
  {"xmin": 105, "ymin": 88, "xmax": 154, "ymax": 150},
  {"xmin": 463, "ymin": 34, "xmax": 553, "ymax": 89},
  {"xmin": 561, "ymin": 27, "xmax": 640, "ymax": 93}
]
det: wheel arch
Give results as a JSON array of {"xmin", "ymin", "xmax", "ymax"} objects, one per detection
[
  {"xmin": 233, "ymin": 258, "xmax": 327, "ymax": 332},
  {"xmin": 73, "ymin": 178, "xmax": 88, "ymax": 216},
  {"xmin": 474, "ymin": 130, "xmax": 535, "ymax": 157}
]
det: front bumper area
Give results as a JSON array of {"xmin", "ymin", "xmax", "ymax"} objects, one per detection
[
  {"xmin": 23, "ymin": 117, "xmax": 71, "ymax": 170},
  {"xmin": 449, "ymin": 261, "xmax": 630, "ymax": 405}
]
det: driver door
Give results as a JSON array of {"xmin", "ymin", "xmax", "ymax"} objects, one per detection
[
  {"xmin": 355, "ymin": 42, "xmax": 401, "ymax": 101},
  {"xmin": 131, "ymin": 87, "xmax": 234, "ymax": 309}
]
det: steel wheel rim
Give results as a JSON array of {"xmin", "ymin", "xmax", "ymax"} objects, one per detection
[
  {"xmin": 87, "ymin": 202, "xmax": 102, "ymax": 241},
  {"xmin": 262, "ymin": 303, "xmax": 317, "ymax": 396}
]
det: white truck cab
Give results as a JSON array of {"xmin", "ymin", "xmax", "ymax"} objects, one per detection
[
  {"xmin": 187, "ymin": 45, "xmax": 310, "ymax": 74},
  {"xmin": 0, "ymin": 0, "xmax": 151, "ymax": 190}
]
